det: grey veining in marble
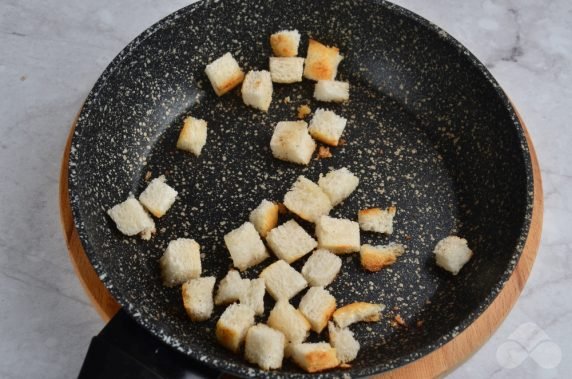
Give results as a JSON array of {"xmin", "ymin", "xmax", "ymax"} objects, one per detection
[{"xmin": 0, "ymin": 0, "xmax": 570, "ymax": 378}]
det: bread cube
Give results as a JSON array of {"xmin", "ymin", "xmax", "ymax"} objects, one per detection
[
  {"xmin": 181, "ymin": 276, "xmax": 216, "ymax": 322},
  {"xmin": 301, "ymin": 249, "xmax": 342, "ymax": 287},
  {"xmin": 159, "ymin": 238, "xmax": 202, "ymax": 287},
  {"xmin": 358, "ymin": 206, "xmax": 396, "ymax": 234},
  {"xmin": 204, "ymin": 52, "xmax": 245, "ymax": 96},
  {"xmin": 269, "ymin": 57, "xmax": 304, "ymax": 83},
  {"xmin": 360, "ymin": 243, "xmax": 405, "ymax": 272},
  {"xmin": 215, "ymin": 270, "xmax": 248, "ymax": 305},
  {"xmin": 270, "ymin": 30, "xmax": 300, "ymax": 57},
  {"xmin": 270, "ymin": 121, "xmax": 316, "ymax": 165},
  {"xmin": 303, "ymin": 39, "xmax": 343, "ymax": 81},
  {"xmin": 434, "ymin": 236, "xmax": 473, "ymax": 275},
  {"xmin": 249, "ymin": 199, "xmax": 279, "ymax": 238},
  {"xmin": 224, "ymin": 222, "xmax": 269, "ymax": 271},
  {"xmin": 267, "ymin": 301, "xmax": 311, "ymax": 344},
  {"xmin": 328, "ymin": 322, "xmax": 360, "ymax": 363},
  {"xmin": 298, "ymin": 287, "xmax": 336, "ymax": 333},
  {"xmin": 242, "ymin": 70, "xmax": 273, "ymax": 112},
  {"xmin": 283, "ymin": 176, "xmax": 332, "ymax": 223},
  {"xmin": 138, "ymin": 175, "xmax": 178, "ymax": 218},
  {"xmin": 332, "ymin": 302, "xmax": 384, "ymax": 328},
  {"xmin": 259, "ymin": 260, "xmax": 307, "ymax": 301},
  {"xmin": 308, "ymin": 108, "xmax": 347, "ymax": 146},
  {"xmin": 314, "ymin": 80, "xmax": 349, "ymax": 102},
  {"xmin": 266, "ymin": 220, "xmax": 317, "ymax": 263},
  {"xmin": 244, "ymin": 324, "xmax": 286, "ymax": 370},
  {"xmin": 239, "ymin": 278, "xmax": 266, "ymax": 316},
  {"xmin": 107, "ymin": 197, "xmax": 156, "ymax": 239},
  {"xmin": 315, "ymin": 216, "xmax": 360, "ymax": 254},
  {"xmin": 290, "ymin": 342, "xmax": 339, "ymax": 373},
  {"xmin": 176, "ymin": 116, "xmax": 208, "ymax": 157},
  {"xmin": 318, "ymin": 168, "xmax": 359, "ymax": 206},
  {"xmin": 216, "ymin": 303, "xmax": 255, "ymax": 353}
]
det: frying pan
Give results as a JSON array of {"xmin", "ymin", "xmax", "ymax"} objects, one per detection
[{"xmin": 68, "ymin": 0, "xmax": 534, "ymax": 377}]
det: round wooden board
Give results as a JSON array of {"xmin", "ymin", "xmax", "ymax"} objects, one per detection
[{"xmin": 59, "ymin": 109, "xmax": 543, "ymax": 378}]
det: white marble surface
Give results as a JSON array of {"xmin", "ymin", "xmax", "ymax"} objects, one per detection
[{"xmin": 0, "ymin": 0, "xmax": 570, "ymax": 378}]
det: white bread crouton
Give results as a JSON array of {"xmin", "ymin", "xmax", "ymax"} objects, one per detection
[
  {"xmin": 181, "ymin": 276, "xmax": 216, "ymax": 322},
  {"xmin": 107, "ymin": 197, "xmax": 156, "ymax": 239},
  {"xmin": 214, "ymin": 270, "xmax": 248, "ymax": 305},
  {"xmin": 266, "ymin": 220, "xmax": 317, "ymax": 263},
  {"xmin": 224, "ymin": 222, "xmax": 269, "ymax": 271},
  {"xmin": 328, "ymin": 322, "xmax": 360, "ymax": 363},
  {"xmin": 270, "ymin": 121, "xmax": 316, "ymax": 165},
  {"xmin": 216, "ymin": 303, "xmax": 255, "ymax": 353},
  {"xmin": 176, "ymin": 116, "xmax": 208, "ymax": 157},
  {"xmin": 315, "ymin": 216, "xmax": 360, "ymax": 254},
  {"xmin": 267, "ymin": 301, "xmax": 311, "ymax": 344},
  {"xmin": 249, "ymin": 199, "xmax": 279, "ymax": 238},
  {"xmin": 204, "ymin": 52, "xmax": 245, "ymax": 96},
  {"xmin": 299, "ymin": 287, "xmax": 336, "ymax": 333},
  {"xmin": 358, "ymin": 206, "xmax": 396, "ymax": 234},
  {"xmin": 244, "ymin": 324, "xmax": 286, "ymax": 370},
  {"xmin": 239, "ymin": 278, "xmax": 266, "ymax": 316},
  {"xmin": 332, "ymin": 302, "xmax": 384, "ymax": 328},
  {"xmin": 290, "ymin": 342, "xmax": 340, "ymax": 373},
  {"xmin": 269, "ymin": 57, "xmax": 304, "ymax": 83},
  {"xmin": 259, "ymin": 260, "xmax": 307, "ymax": 301},
  {"xmin": 138, "ymin": 175, "xmax": 178, "ymax": 218},
  {"xmin": 434, "ymin": 236, "xmax": 473, "ymax": 275},
  {"xmin": 308, "ymin": 108, "xmax": 347, "ymax": 146},
  {"xmin": 318, "ymin": 168, "xmax": 359, "ymax": 206},
  {"xmin": 283, "ymin": 176, "xmax": 332, "ymax": 223},
  {"xmin": 314, "ymin": 80, "xmax": 349, "ymax": 102},
  {"xmin": 159, "ymin": 238, "xmax": 201, "ymax": 287},
  {"xmin": 360, "ymin": 243, "xmax": 405, "ymax": 272},
  {"xmin": 270, "ymin": 30, "xmax": 300, "ymax": 57},
  {"xmin": 301, "ymin": 249, "xmax": 342, "ymax": 287},
  {"xmin": 303, "ymin": 39, "xmax": 343, "ymax": 81},
  {"xmin": 242, "ymin": 70, "xmax": 273, "ymax": 112}
]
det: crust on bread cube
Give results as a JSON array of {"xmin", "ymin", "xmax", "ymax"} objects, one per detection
[
  {"xmin": 270, "ymin": 121, "xmax": 316, "ymax": 165},
  {"xmin": 298, "ymin": 287, "xmax": 336, "ymax": 333},
  {"xmin": 270, "ymin": 30, "xmax": 300, "ymax": 57},
  {"xmin": 290, "ymin": 342, "xmax": 340, "ymax": 373},
  {"xmin": 138, "ymin": 175, "xmax": 178, "ymax": 218},
  {"xmin": 434, "ymin": 236, "xmax": 473, "ymax": 275},
  {"xmin": 266, "ymin": 220, "xmax": 317, "ymax": 263},
  {"xmin": 107, "ymin": 197, "xmax": 156, "ymax": 239},
  {"xmin": 239, "ymin": 278, "xmax": 266, "ymax": 316},
  {"xmin": 283, "ymin": 176, "xmax": 332, "ymax": 223},
  {"xmin": 259, "ymin": 260, "xmax": 307, "ymax": 301},
  {"xmin": 244, "ymin": 324, "xmax": 286, "ymax": 370},
  {"xmin": 216, "ymin": 303, "xmax": 255, "ymax": 353},
  {"xmin": 176, "ymin": 116, "xmax": 208, "ymax": 157},
  {"xmin": 242, "ymin": 70, "xmax": 273, "ymax": 112},
  {"xmin": 318, "ymin": 168, "xmax": 359, "ymax": 206},
  {"xmin": 303, "ymin": 39, "xmax": 343, "ymax": 81},
  {"xmin": 269, "ymin": 57, "xmax": 304, "ymax": 83},
  {"xmin": 181, "ymin": 276, "xmax": 216, "ymax": 322},
  {"xmin": 160, "ymin": 238, "xmax": 202, "ymax": 287},
  {"xmin": 332, "ymin": 302, "xmax": 384, "ymax": 328},
  {"xmin": 308, "ymin": 108, "xmax": 347, "ymax": 146},
  {"xmin": 215, "ymin": 270, "xmax": 248, "ymax": 305},
  {"xmin": 315, "ymin": 216, "xmax": 360, "ymax": 254},
  {"xmin": 205, "ymin": 52, "xmax": 245, "ymax": 96},
  {"xmin": 267, "ymin": 301, "xmax": 311, "ymax": 344},
  {"xmin": 249, "ymin": 199, "xmax": 279, "ymax": 238},
  {"xmin": 328, "ymin": 322, "xmax": 360, "ymax": 363},
  {"xmin": 224, "ymin": 222, "xmax": 269, "ymax": 271},
  {"xmin": 358, "ymin": 206, "xmax": 396, "ymax": 234},
  {"xmin": 301, "ymin": 249, "xmax": 342, "ymax": 287},
  {"xmin": 360, "ymin": 243, "xmax": 405, "ymax": 272},
  {"xmin": 314, "ymin": 80, "xmax": 349, "ymax": 102}
]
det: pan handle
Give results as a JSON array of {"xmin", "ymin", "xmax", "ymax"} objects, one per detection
[{"xmin": 78, "ymin": 309, "xmax": 222, "ymax": 379}]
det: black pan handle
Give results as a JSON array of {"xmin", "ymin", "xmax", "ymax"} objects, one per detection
[{"xmin": 78, "ymin": 309, "xmax": 222, "ymax": 379}]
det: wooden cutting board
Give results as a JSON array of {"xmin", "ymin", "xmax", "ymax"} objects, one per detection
[{"xmin": 59, "ymin": 109, "xmax": 542, "ymax": 378}]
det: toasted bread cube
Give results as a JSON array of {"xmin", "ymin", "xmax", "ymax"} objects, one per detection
[
  {"xmin": 215, "ymin": 270, "xmax": 248, "ymax": 305},
  {"xmin": 434, "ymin": 236, "xmax": 473, "ymax": 275},
  {"xmin": 176, "ymin": 117, "xmax": 208, "ymax": 157},
  {"xmin": 266, "ymin": 220, "xmax": 317, "ymax": 263},
  {"xmin": 270, "ymin": 30, "xmax": 300, "ymax": 57},
  {"xmin": 138, "ymin": 175, "xmax": 178, "ymax": 218},
  {"xmin": 301, "ymin": 249, "xmax": 342, "ymax": 287},
  {"xmin": 303, "ymin": 39, "xmax": 343, "ymax": 81},
  {"xmin": 297, "ymin": 104, "xmax": 312, "ymax": 119},
  {"xmin": 244, "ymin": 324, "xmax": 286, "ymax": 370},
  {"xmin": 299, "ymin": 287, "xmax": 336, "ymax": 333},
  {"xmin": 270, "ymin": 121, "xmax": 316, "ymax": 165},
  {"xmin": 328, "ymin": 322, "xmax": 360, "ymax": 363},
  {"xmin": 360, "ymin": 243, "xmax": 405, "ymax": 272},
  {"xmin": 290, "ymin": 342, "xmax": 339, "ymax": 373},
  {"xmin": 216, "ymin": 303, "xmax": 255, "ymax": 353},
  {"xmin": 358, "ymin": 206, "xmax": 396, "ymax": 234},
  {"xmin": 249, "ymin": 199, "xmax": 279, "ymax": 238},
  {"xmin": 307, "ymin": 108, "xmax": 347, "ymax": 146},
  {"xmin": 267, "ymin": 301, "xmax": 311, "ymax": 344},
  {"xmin": 283, "ymin": 176, "xmax": 332, "ymax": 223},
  {"xmin": 107, "ymin": 197, "xmax": 156, "ymax": 239},
  {"xmin": 314, "ymin": 80, "xmax": 349, "ymax": 102},
  {"xmin": 242, "ymin": 70, "xmax": 273, "ymax": 111},
  {"xmin": 269, "ymin": 57, "xmax": 304, "ymax": 83},
  {"xmin": 205, "ymin": 52, "xmax": 245, "ymax": 96},
  {"xmin": 181, "ymin": 277, "xmax": 216, "ymax": 321},
  {"xmin": 260, "ymin": 260, "xmax": 307, "ymax": 301},
  {"xmin": 332, "ymin": 302, "xmax": 384, "ymax": 328},
  {"xmin": 315, "ymin": 216, "xmax": 360, "ymax": 254},
  {"xmin": 224, "ymin": 222, "xmax": 269, "ymax": 271},
  {"xmin": 239, "ymin": 278, "xmax": 266, "ymax": 316},
  {"xmin": 159, "ymin": 238, "xmax": 202, "ymax": 287},
  {"xmin": 318, "ymin": 168, "xmax": 359, "ymax": 206}
]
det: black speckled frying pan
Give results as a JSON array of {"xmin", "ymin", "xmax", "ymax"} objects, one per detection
[{"xmin": 69, "ymin": 0, "xmax": 533, "ymax": 377}]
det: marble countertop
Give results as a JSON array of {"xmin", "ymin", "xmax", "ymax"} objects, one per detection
[{"xmin": 0, "ymin": 0, "xmax": 570, "ymax": 378}]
